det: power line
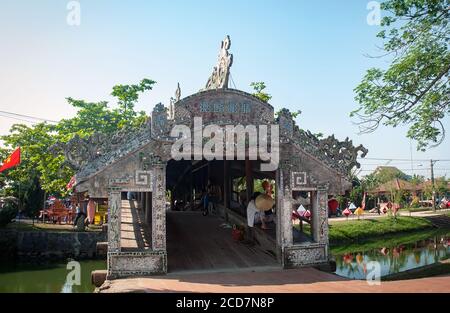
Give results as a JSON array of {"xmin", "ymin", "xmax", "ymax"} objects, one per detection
[
  {"xmin": 0, "ymin": 110, "xmax": 59, "ymax": 124},
  {"xmin": 358, "ymin": 157, "xmax": 450, "ymax": 162},
  {"xmin": 359, "ymin": 168, "xmax": 450, "ymax": 172}
]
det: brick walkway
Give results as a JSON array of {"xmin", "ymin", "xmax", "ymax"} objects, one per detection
[{"xmin": 98, "ymin": 267, "xmax": 450, "ymax": 293}]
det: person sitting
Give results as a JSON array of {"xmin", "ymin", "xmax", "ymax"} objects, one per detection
[
  {"xmin": 201, "ymin": 189, "xmax": 210, "ymax": 216},
  {"xmin": 73, "ymin": 202, "xmax": 85, "ymax": 227},
  {"xmin": 246, "ymin": 192, "xmax": 268, "ymax": 229}
]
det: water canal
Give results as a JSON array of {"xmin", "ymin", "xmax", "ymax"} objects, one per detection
[
  {"xmin": 333, "ymin": 230, "xmax": 450, "ymax": 280},
  {"xmin": 0, "ymin": 230, "xmax": 449, "ymax": 292},
  {"xmin": 0, "ymin": 260, "xmax": 106, "ymax": 293}
]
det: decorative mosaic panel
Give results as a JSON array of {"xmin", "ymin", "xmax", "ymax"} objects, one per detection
[
  {"xmin": 107, "ymin": 251, "xmax": 167, "ymax": 278},
  {"xmin": 108, "ymin": 191, "xmax": 121, "ymax": 253},
  {"xmin": 284, "ymin": 245, "xmax": 327, "ymax": 268},
  {"xmin": 152, "ymin": 165, "xmax": 166, "ymax": 250}
]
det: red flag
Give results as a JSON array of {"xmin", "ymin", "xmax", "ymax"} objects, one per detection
[
  {"xmin": 66, "ymin": 176, "xmax": 76, "ymax": 190},
  {"xmin": 0, "ymin": 147, "xmax": 21, "ymax": 173}
]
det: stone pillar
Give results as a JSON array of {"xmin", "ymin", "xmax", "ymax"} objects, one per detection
[
  {"xmin": 276, "ymin": 169, "xmax": 293, "ymax": 256},
  {"xmin": 152, "ymin": 164, "xmax": 166, "ymax": 250},
  {"xmin": 317, "ymin": 185, "xmax": 329, "ymax": 246},
  {"xmin": 108, "ymin": 189, "xmax": 121, "ymax": 252}
]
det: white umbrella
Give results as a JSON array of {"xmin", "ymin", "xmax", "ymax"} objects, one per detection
[{"xmin": 297, "ymin": 204, "xmax": 306, "ymax": 217}]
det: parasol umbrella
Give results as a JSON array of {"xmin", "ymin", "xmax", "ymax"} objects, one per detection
[
  {"xmin": 343, "ymin": 208, "xmax": 351, "ymax": 220},
  {"xmin": 297, "ymin": 204, "xmax": 306, "ymax": 217},
  {"xmin": 354, "ymin": 207, "xmax": 364, "ymax": 220},
  {"xmin": 255, "ymin": 194, "xmax": 274, "ymax": 212},
  {"xmin": 304, "ymin": 210, "xmax": 311, "ymax": 220},
  {"xmin": 328, "ymin": 199, "xmax": 339, "ymax": 215},
  {"xmin": 349, "ymin": 202, "xmax": 357, "ymax": 213}
]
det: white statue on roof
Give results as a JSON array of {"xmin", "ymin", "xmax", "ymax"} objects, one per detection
[{"xmin": 205, "ymin": 35, "xmax": 233, "ymax": 89}]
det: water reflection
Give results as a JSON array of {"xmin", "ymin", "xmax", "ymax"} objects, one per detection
[{"xmin": 334, "ymin": 233, "xmax": 450, "ymax": 280}]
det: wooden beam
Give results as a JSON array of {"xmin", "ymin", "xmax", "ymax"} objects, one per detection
[{"xmin": 245, "ymin": 158, "xmax": 253, "ymax": 205}]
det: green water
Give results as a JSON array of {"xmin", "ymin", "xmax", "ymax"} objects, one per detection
[{"xmin": 0, "ymin": 260, "xmax": 106, "ymax": 293}]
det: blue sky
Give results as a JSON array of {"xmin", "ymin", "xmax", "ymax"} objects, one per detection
[{"xmin": 0, "ymin": 0, "xmax": 448, "ymax": 177}]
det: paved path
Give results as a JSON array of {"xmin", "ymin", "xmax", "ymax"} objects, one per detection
[
  {"xmin": 121, "ymin": 200, "xmax": 151, "ymax": 251},
  {"xmin": 329, "ymin": 208, "xmax": 450, "ymax": 223},
  {"xmin": 98, "ymin": 267, "xmax": 450, "ymax": 293}
]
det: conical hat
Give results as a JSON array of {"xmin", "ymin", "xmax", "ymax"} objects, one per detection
[{"xmin": 255, "ymin": 194, "xmax": 274, "ymax": 211}]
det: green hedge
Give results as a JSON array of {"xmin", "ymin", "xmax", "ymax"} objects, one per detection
[{"xmin": 0, "ymin": 202, "xmax": 18, "ymax": 227}]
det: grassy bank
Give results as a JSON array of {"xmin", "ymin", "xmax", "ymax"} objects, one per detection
[
  {"xmin": 330, "ymin": 228, "xmax": 447, "ymax": 255},
  {"xmin": 329, "ymin": 216, "xmax": 434, "ymax": 245},
  {"xmin": 400, "ymin": 207, "xmax": 432, "ymax": 213}
]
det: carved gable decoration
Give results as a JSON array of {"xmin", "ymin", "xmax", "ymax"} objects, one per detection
[
  {"xmin": 278, "ymin": 108, "xmax": 294, "ymax": 139},
  {"xmin": 174, "ymin": 89, "xmax": 274, "ymax": 126},
  {"xmin": 151, "ymin": 103, "xmax": 169, "ymax": 138}
]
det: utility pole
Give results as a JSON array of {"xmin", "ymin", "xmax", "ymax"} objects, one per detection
[{"xmin": 430, "ymin": 159, "xmax": 436, "ymax": 212}]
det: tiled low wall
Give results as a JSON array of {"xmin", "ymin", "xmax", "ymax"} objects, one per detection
[{"xmin": 107, "ymin": 251, "xmax": 167, "ymax": 279}]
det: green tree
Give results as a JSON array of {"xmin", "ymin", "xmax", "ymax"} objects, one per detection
[
  {"xmin": 250, "ymin": 82, "xmax": 272, "ymax": 103},
  {"xmin": 351, "ymin": 0, "xmax": 449, "ymax": 150},
  {"xmin": 111, "ymin": 78, "xmax": 155, "ymax": 128},
  {"xmin": 1, "ymin": 123, "xmax": 55, "ymax": 217},
  {"xmin": 0, "ymin": 78, "xmax": 156, "ymax": 216},
  {"xmin": 372, "ymin": 166, "xmax": 410, "ymax": 184}
]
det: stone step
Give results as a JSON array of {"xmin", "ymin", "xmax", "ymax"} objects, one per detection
[
  {"xmin": 91, "ymin": 270, "xmax": 107, "ymax": 287},
  {"xmin": 96, "ymin": 242, "xmax": 108, "ymax": 256}
]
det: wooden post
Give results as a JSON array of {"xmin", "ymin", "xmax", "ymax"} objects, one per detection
[
  {"xmin": 142, "ymin": 192, "xmax": 146, "ymax": 213},
  {"xmin": 223, "ymin": 160, "xmax": 230, "ymax": 221},
  {"xmin": 145, "ymin": 192, "xmax": 152, "ymax": 225},
  {"xmin": 311, "ymin": 190, "xmax": 318, "ymax": 242},
  {"xmin": 245, "ymin": 158, "xmax": 253, "ymax": 205}
]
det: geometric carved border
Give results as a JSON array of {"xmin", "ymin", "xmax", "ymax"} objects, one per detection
[
  {"xmin": 135, "ymin": 170, "xmax": 152, "ymax": 187},
  {"xmin": 291, "ymin": 171, "xmax": 307, "ymax": 190}
]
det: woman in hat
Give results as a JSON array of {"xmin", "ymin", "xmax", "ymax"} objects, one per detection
[{"xmin": 247, "ymin": 192, "xmax": 266, "ymax": 229}]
